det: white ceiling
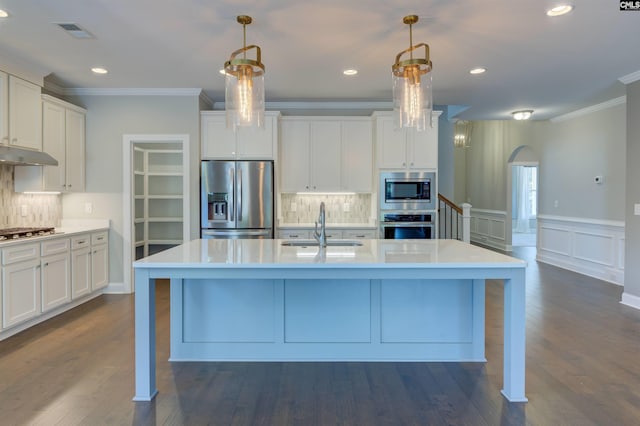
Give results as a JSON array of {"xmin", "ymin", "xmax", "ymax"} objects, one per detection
[{"xmin": 1, "ymin": 0, "xmax": 639, "ymax": 120}]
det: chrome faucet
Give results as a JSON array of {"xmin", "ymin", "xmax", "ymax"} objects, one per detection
[{"xmin": 314, "ymin": 202, "xmax": 327, "ymax": 247}]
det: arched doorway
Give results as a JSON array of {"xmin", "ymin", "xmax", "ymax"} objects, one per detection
[{"xmin": 506, "ymin": 146, "xmax": 539, "ymax": 249}]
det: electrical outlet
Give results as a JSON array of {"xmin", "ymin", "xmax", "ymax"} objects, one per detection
[
  {"xmin": 85, "ymin": 202, "xmax": 93, "ymax": 214},
  {"xmin": 554, "ymin": 200, "xmax": 559, "ymax": 208},
  {"xmin": 635, "ymin": 203, "xmax": 640, "ymax": 216},
  {"xmin": 20, "ymin": 205, "xmax": 27, "ymax": 217},
  {"xmin": 343, "ymin": 203, "xmax": 350, "ymax": 212}
]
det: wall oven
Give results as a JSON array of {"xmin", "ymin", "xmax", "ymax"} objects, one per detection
[
  {"xmin": 380, "ymin": 213, "xmax": 434, "ymax": 239},
  {"xmin": 380, "ymin": 171, "xmax": 436, "ymax": 211}
]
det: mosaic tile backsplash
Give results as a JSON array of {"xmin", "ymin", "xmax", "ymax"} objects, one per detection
[
  {"xmin": 0, "ymin": 166, "xmax": 61, "ymax": 227},
  {"xmin": 280, "ymin": 193, "xmax": 372, "ymax": 224}
]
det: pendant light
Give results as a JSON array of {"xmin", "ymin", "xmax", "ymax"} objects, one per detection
[
  {"xmin": 224, "ymin": 15, "xmax": 265, "ymax": 130},
  {"xmin": 392, "ymin": 15, "xmax": 433, "ymax": 131}
]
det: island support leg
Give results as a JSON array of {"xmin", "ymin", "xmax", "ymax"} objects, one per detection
[
  {"xmin": 133, "ymin": 269, "xmax": 158, "ymax": 401},
  {"xmin": 501, "ymin": 270, "xmax": 527, "ymax": 402}
]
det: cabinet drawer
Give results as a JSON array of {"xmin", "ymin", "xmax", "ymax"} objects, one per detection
[
  {"xmin": 91, "ymin": 231, "xmax": 108, "ymax": 246},
  {"xmin": 41, "ymin": 238, "xmax": 70, "ymax": 256},
  {"xmin": 71, "ymin": 235, "xmax": 90, "ymax": 250},
  {"xmin": 343, "ymin": 230, "xmax": 377, "ymax": 239},
  {"xmin": 2, "ymin": 243, "xmax": 39, "ymax": 265},
  {"xmin": 277, "ymin": 230, "xmax": 311, "ymax": 239}
]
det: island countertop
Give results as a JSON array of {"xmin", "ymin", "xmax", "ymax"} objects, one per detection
[{"xmin": 133, "ymin": 238, "xmax": 526, "ymax": 269}]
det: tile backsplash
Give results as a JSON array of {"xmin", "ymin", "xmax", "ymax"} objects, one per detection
[
  {"xmin": 280, "ymin": 193, "xmax": 372, "ymax": 224},
  {"xmin": 0, "ymin": 165, "xmax": 61, "ymax": 227}
]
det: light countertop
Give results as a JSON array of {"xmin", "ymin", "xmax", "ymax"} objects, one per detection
[
  {"xmin": 0, "ymin": 219, "xmax": 110, "ymax": 248},
  {"xmin": 134, "ymin": 239, "xmax": 525, "ymax": 269}
]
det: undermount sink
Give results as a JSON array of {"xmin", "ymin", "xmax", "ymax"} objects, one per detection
[{"xmin": 281, "ymin": 239, "xmax": 363, "ymax": 247}]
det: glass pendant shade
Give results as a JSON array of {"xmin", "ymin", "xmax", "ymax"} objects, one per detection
[
  {"xmin": 392, "ymin": 15, "xmax": 433, "ymax": 131},
  {"xmin": 224, "ymin": 15, "xmax": 265, "ymax": 130}
]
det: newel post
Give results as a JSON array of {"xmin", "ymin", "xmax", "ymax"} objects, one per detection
[{"xmin": 462, "ymin": 203, "xmax": 472, "ymax": 243}]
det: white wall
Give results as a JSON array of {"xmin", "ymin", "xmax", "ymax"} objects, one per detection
[{"xmin": 62, "ymin": 95, "xmax": 201, "ymax": 286}]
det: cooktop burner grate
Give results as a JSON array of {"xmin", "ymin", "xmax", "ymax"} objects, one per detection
[{"xmin": 0, "ymin": 227, "xmax": 56, "ymax": 240}]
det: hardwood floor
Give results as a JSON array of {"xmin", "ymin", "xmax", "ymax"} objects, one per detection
[{"xmin": 1, "ymin": 246, "xmax": 640, "ymax": 425}]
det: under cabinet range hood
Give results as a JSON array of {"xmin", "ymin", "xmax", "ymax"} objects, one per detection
[{"xmin": 0, "ymin": 145, "xmax": 58, "ymax": 166}]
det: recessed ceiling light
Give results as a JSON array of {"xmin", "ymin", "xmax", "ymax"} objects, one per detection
[
  {"xmin": 470, "ymin": 67, "xmax": 486, "ymax": 75},
  {"xmin": 343, "ymin": 69, "xmax": 358, "ymax": 76},
  {"xmin": 91, "ymin": 67, "xmax": 108, "ymax": 74},
  {"xmin": 512, "ymin": 110, "xmax": 533, "ymax": 120},
  {"xmin": 546, "ymin": 5, "xmax": 573, "ymax": 17},
  {"xmin": 0, "ymin": 9, "xmax": 9, "ymax": 18}
]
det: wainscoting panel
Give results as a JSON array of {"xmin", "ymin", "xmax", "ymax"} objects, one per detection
[
  {"xmin": 537, "ymin": 215, "xmax": 624, "ymax": 286},
  {"xmin": 470, "ymin": 209, "xmax": 508, "ymax": 251}
]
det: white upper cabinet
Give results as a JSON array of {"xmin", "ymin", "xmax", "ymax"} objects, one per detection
[
  {"xmin": 201, "ymin": 111, "xmax": 279, "ymax": 160},
  {"xmin": 8, "ymin": 75, "xmax": 42, "ymax": 151},
  {"xmin": 0, "ymin": 71, "xmax": 8, "ymax": 144},
  {"xmin": 375, "ymin": 112, "xmax": 439, "ymax": 170},
  {"xmin": 279, "ymin": 117, "xmax": 373, "ymax": 193},
  {"xmin": 14, "ymin": 96, "xmax": 86, "ymax": 192}
]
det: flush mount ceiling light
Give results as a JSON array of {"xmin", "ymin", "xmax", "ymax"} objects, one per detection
[
  {"xmin": 224, "ymin": 15, "xmax": 265, "ymax": 130},
  {"xmin": 469, "ymin": 67, "xmax": 486, "ymax": 75},
  {"xmin": 91, "ymin": 67, "xmax": 108, "ymax": 74},
  {"xmin": 392, "ymin": 14, "xmax": 433, "ymax": 131},
  {"xmin": 512, "ymin": 110, "xmax": 533, "ymax": 120},
  {"xmin": 343, "ymin": 69, "xmax": 358, "ymax": 76},
  {"xmin": 0, "ymin": 9, "xmax": 9, "ymax": 18},
  {"xmin": 546, "ymin": 5, "xmax": 573, "ymax": 17}
]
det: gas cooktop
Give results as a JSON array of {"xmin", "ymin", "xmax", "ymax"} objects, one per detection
[{"xmin": 0, "ymin": 227, "xmax": 56, "ymax": 241}]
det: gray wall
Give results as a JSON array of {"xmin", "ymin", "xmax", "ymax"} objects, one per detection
[
  {"xmin": 625, "ymin": 82, "xmax": 640, "ymax": 298},
  {"xmin": 536, "ymin": 104, "xmax": 626, "ymax": 220},
  {"xmin": 62, "ymin": 95, "xmax": 201, "ymax": 285},
  {"xmin": 437, "ymin": 108, "xmax": 455, "ymax": 199},
  {"xmin": 460, "ymin": 120, "xmax": 536, "ymax": 211}
]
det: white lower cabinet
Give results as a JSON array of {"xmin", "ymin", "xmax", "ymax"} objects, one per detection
[
  {"xmin": 71, "ymin": 237, "xmax": 91, "ymax": 299},
  {"xmin": 91, "ymin": 232, "xmax": 108, "ymax": 290},
  {"xmin": 2, "ymin": 243, "xmax": 41, "ymax": 328},
  {"xmin": 0, "ymin": 231, "xmax": 109, "ymax": 338},
  {"xmin": 277, "ymin": 228, "xmax": 377, "ymax": 240},
  {"xmin": 41, "ymin": 239, "xmax": 71, "ymax": 312}
]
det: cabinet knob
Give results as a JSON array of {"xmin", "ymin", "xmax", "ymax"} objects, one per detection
[
  {"xmin": 410, "ymin": 162, "xmax": 414, "ymax": 166},
  {"xmin": 44, "ymin": 262, "xmax": 49, "ymax": 267},
  {"xmin": 402, "ymin": 162, "xmax": 406, "ymax": 167},
  {"xmin": 306, "ymin": 185, "xmax": 309, "ymax": 189}
]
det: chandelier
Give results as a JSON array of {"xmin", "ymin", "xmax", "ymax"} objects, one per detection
[
  {"xmin": 392, "ymin": 15, "xmax": 433, "ymax": 131},
  {"xmin": 224, "ymin": 15, "xmax": 265, "ymax": 130}
]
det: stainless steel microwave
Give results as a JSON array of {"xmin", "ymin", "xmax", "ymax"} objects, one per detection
[{"xmin": 379, "ymin": 171, "xmax": 436, "ymax": 210}]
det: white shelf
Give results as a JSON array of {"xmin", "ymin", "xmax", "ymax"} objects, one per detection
[
  {"xmin": 134, "ymin": 146, "xmax": 185, "ymax": 260},
  {"xmin": 148, "ymin": 217, "xmax": 182, "ymax": 222}
]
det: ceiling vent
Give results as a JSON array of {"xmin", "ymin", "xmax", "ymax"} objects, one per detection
[{"xmin": 55, "ymin": 23, "xmax": 95, "ymax": 39}]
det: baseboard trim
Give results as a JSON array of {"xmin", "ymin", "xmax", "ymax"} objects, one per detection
[
  {"xmin": 103, "ymin": 281, "xmax": 127, "ymax": 294},
  {"xmin": 621, "ymin": 292, "xmax": 640, "ymax": 310}
]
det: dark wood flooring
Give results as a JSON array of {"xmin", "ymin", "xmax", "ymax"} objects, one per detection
[{"xmin": 1, "ymin": 246, "xmax": 640, "ymax": 425}]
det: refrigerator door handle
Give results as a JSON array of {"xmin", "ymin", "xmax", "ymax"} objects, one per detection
[
  {"xmin": 201, "ymin": 229, "xmax": 272, "ymax": 238},
  {"xmin": 238, "ymin": 169, "xmax": 243, "ymax": 221},
  {"xmin": 229, "ymin": 167, "xmax": 235, "ymax": 219}
]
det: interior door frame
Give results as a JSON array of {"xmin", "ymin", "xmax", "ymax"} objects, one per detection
[{"xmin": 122, "ymin": 134, "xmax": 190, "ymax": 293}]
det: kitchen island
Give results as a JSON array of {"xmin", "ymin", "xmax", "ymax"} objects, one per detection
[{"xmin": 133, "ymin": 239, "xmax": 527, "ymax": 402}]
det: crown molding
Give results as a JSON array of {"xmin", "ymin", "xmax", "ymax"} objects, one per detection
[
  {"xmin": 63, "ymin": 87, "xmax": 204, "ymax": 96},
  {"xmin": 213, "ymin": 101, "xmax": 394, "ymax": 111},
  {"xmin": 550, "ymin": 96, "xmax": 627, "ymax": 123},
  {"xmin": 43, "ymin": 80, "xmax": 66, "ymax": 96},
  {"xmin": 619, "ymin": 70, "xmax": 640, "ymax": 85}
]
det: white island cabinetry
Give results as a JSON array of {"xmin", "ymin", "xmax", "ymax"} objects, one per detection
[{"xmin": 133, "ymin": 239, "xmax": 527, "ymax": 403}]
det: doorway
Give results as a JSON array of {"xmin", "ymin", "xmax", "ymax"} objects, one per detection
[
  {"xmin": 122, "ymin": 134, "xmax": 190, "ymax": 293},
  {"xmin": 511, "ymin": 164, "xmax": 538, "ymax": 247}
]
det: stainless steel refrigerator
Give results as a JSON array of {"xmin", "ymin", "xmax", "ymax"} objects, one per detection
[{"xmin": 201, "ymin": 160, "xmax": 274, "ymax": 239}]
